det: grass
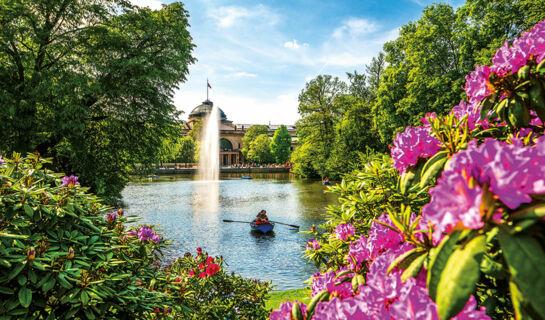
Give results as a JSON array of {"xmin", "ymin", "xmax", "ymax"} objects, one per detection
[{"xmin": 265, "ymin": 287, "xmax": 311, "ymax": 311}]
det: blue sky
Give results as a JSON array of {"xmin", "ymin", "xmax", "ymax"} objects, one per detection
[{"xmin": 130, "ymin": 0, "xmax": 463, "ymax": 125}]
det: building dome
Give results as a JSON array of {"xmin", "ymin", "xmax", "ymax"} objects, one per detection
[{"xmin": 188, "ymin": 100, "xmax": 227, "ymax": 120}]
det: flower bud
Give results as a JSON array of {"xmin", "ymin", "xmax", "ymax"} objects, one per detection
[
  {"xmin": 27, "ymin": 247, "xmax": 36, "ymax": 260},
  {"xmin": 67, "ymin": 247, "xmax": 74, "ymax": 260}
]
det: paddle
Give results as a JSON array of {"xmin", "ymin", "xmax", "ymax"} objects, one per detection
[{"xmin": 222, "ymin": 219, "xmax": 300, "ymax": 229}]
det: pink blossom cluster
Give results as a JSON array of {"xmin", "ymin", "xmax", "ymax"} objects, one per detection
[
  {"xmin": 491, "ymin": 19, "xmax": 545, "ymax": 76},
  {"xmin": 335, "ymin": 223, "xmax": 355, "ymax": 241},
  {"xmin": 450, "ymin": 101, "xmax": 489, "ymax": 130},
  {"xmin": 423, "ymin": 138, "xmax": 545, "ymax": 241},
  {"xmin": 391, "ymin": 126, "xmax": 442, "ymax": 175},
  {"xmin": 127, "ymin": 226, "xmax": 162, "ymax": 243},
  {"xmin": 307, "ymin": 239, "xmax": 321, "ymax": 250},
  {"xmin": 311, "ymin": 266, "xmax": 354, "ymax": 298},
  {"xmin": 0, "ymin": 155, "xmax": 4, "ymax": 164},
  {"xmin": 269, "ymin": 300, "xmax": 308, "ymax": 320},
  {"xmin": 61, "ymin": 175, "xmax": 79, "ymax": 187},
  {"xmin": 464, "ymin": 65, "xmax": 492, "ymax": 103},
  {"xmin": 273, "ymin": 222, "xmax": 490, "ymax": 319},
  {"xmin": 347, "ymin": 214, "xmax": 404, "ymax": 271}
]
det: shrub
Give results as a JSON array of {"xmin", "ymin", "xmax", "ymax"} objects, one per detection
[
  {"xmin": 274, "ymin": 18, "xmax": 545, "ymax": 320},
  {"xmin": 0, "ymin": 153, "xmax": 270, "ymax": 319}
]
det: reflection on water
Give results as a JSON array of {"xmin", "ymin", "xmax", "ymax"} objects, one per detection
[{"xmin": 121, "ymin": 173, "xmax": 337, "ymax": 290}]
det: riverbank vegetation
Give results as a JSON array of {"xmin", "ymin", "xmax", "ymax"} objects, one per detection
[
  {"xmin": 0, "ymin": 1, "xmax": 195, "ymax": 202},
  {"xmin": 272, "ymin": 12, "xmax": 545, "ymax": 320},
  {"xmin": 291, "ymin": 0, "xmax": 545, "ymax": 180},
  {"xmin": 0, "ymin": 154, "xmax": 271, "ymax": 319}
]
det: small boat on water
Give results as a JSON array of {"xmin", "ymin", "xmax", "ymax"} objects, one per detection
[
  {"xmin": 250, "ymin": 220, "xmax": 275, "ymax": 233},
  {"xmin": 241, "ymin": 175, "xmax": 253, "ymax": 179}
]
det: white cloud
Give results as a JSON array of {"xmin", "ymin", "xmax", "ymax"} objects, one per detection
[
  {"xmin": 129, "ymin": 0, "xmax": 163, "ymax": 10},
  {"xmin": 232, "ymin": 72, "xmax": 258, "ymax": 78},
  {"xmin": 332, "ymin": 18, "xmax": 378, "ymax": 39},
  {"xmin": 208, "ymin": 5, "xmax": 279, "ymax": 28},
  {"xmin": 284, "ymin": 39, "xmax": 308, "ymax": 50}
]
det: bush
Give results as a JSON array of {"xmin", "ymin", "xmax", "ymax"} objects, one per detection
[
  {"xmin": 0, "ymin": 153, "xmax": 270, "ymax": 319},
  {"xmin": 273, "ymin": 18, "xmax": 545, "ymax": 320}
]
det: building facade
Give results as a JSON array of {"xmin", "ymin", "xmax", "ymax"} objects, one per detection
[{"xmin": 182, "ymin": 99, "xmax": 297, "ymax": 166}]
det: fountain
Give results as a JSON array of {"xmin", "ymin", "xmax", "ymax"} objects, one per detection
[{"xmin": 194, "ymin": 101, "xmax": 220, "ymax": 213}]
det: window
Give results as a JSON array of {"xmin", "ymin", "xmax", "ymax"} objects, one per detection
[{"xmin": 220, "ymin": 138, "xmax": 233, "ymax": 151}]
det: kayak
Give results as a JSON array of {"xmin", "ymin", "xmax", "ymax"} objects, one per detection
[
  {"xmin": 250, "ymin": 220, "xmax": 274, "ymax": 233},
  {"xmin": 241, "ymin": 176, "xmax": 253, "ymax": 179},
  {"xmin": 322, "ymin": 181, "xmax": 330, "ymax": 185}
]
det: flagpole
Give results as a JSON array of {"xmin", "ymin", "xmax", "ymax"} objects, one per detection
[{"xmin": 206, "ymin": 78, "xmax": 209, "ymax": 101}]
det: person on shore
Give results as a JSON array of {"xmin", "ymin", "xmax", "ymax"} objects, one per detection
[{"xmin": 255, "ymin": 210, "xmax": 269, "ymax": 225}]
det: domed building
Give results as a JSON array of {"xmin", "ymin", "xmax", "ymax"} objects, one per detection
[{"xmin": 182, "ymin": 99, "xmax": 297, "ymax": 166}]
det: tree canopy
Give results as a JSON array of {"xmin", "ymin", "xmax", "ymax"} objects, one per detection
[
  {"xmin": 241, "ymin": 125, "xmax": 269, "ymax": 159},
  {"xmin": 271, "ymin": 125, "xmax": 292, "ymax": 163},
  {"xmin": 246, "ymin": 134, "xmax": 273, "ymax": 164},
  {"xmin": 0, "ymin": 1, "xmax": 195, "ymax": 200}
]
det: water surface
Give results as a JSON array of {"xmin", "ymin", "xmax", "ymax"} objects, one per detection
[{"xmin": 121, "ymin": 173, "xmax": 337, "ymax": 290}]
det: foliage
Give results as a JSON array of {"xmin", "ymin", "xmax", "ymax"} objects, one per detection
[
  {"xmin": 246, "ymin": 134, "xmax": 273, "ymax": 164},
  {"xmin": 273, "ymin": 17, "xmax": 545, "ymax": 320},
  {"xmin": 241, "ymin": 125, "xmax": 269, "ymax": 159},
  {"xmin": 0, "ymin": 153, "xmax": 270, "ymax": 319},
  {"xmin": 0, "ymin": 1, "xmax": 195, "ymax": 201},
  {"xmin": 373, "ymin": 0, "xmax": 545, "ymax": 144},
  {"xmin": 292, "ymin": 63, "xmax": 387, "ymax": 179},
  {"xmin": 163, "ymin": 249, "xmax": 271, "ymax": 320},
  {"xmin": 175, "ymin": 136, "xmax": 196, "ymax": 163},
  {"xmin": 271, "ymin": 125, "xmax": 292, "ymax": 163}
]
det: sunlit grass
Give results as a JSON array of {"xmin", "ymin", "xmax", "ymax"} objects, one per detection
[{"xmin": 265, "ymin": 287, "xmax": 311, "ymax": 311}]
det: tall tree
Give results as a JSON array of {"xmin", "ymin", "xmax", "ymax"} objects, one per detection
[
  {"xmin": 295, "ymin": 75, "xmax": 347, "ymax": 177},
  {"xmin": 241, "ymin": 125, "xmax": 269, "ymax": 159},
  {"xmin": 271, "ymin": 125, "xmax": 292, "ymax": 163},
  {"xmin": 247, "ymin": 134, "xmax": 273, "ymax": 164},
  {"xmin": 0, "ymin": 1, "xmax": 195, "ymax": 199}
]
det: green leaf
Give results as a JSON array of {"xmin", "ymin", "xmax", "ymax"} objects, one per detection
[
  {"xmin": 419, "ymin": 151, "xmax": 447, "ymax": 188},
  {"xmin": 499, "ymin": 229, "xmax": 545, "ymax": 318},
  {"xmin": 427, "ymin": 231, "xmax": 464, "ymax": 301},
  {"xmin": 8, "ymin": 263, "xmax": 26, "ymax": 281},
  {"xmin": 436, "ymin": 235, "xmax": 485, "ymax": 320},
  {"xmin": 387, "ymin": 248, "xmax": 423, "ymax": 275},
  {"xmin": 18, "ymin": 287, "xmax": 32, "ymax": 308},
  {"xmin": 23, "ymin": 204, "xmax": 33, "ymax": 217},
  {"xmin": 80, "ymin": 290, "xmax": 90, "ymax": 306},
  {"xmin": 401, "ymin": 252, "xmax": 427, "ymax": 282}
]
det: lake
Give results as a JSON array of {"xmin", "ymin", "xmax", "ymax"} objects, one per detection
[{"xmin": 120, "ymin": 173, "xmax": 337, "ymax": 291}]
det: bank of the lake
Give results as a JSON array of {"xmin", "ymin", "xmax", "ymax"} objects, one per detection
[{"xmin": 121, "ymin": 173, "xmax": 336, "ymax": 290}]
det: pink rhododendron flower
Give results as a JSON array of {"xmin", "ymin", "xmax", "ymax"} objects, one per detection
[
  {"xmin": 198, "ymin": 272, "xmax": 206, "ymax": 278},
  {"xmin": 391, "ymin": 126, "xmax": 442, "ymax": 175},
  {"xmin": 307, "ymin": 239, "xmax": 321, "ymax": 250},
  {"xmin": 491, "ymin": 39, "xmax": 530, "ymax": 76},
  {"xmin": 451, "ymin": 101, "xmax": 488, "ymax": 130},
  {"xmin": 269, "ymin": 300, "xmax": 307, "ymax": 320},
  {"xmin": 420, "ymin": 112, "xmax": 437, "ymax": 127},
  {"xmin": 189, "ymin": 270, "xmax": 195, "ymax": 277},
  {"xmin": 106, "ymin": 212, "xmax": 117, "ymax": 222},
  {"xmin": 61, "ymin": 175, "xmax": 79, "ymax": 187},
  {"xmin": 0, "ymin": 155, "xmax": 4, "ymax": 164},
  {"xmin": 311, "ymin": 267, "xmax": 354, "ymax": 298},
  {"xmin": 464, "ymin": 65, "xmax": 492, "ymax": 103},
  {"xmin": 335, "ymin": 223, "xmax": 355, "ymax": 241},
  {"xmin": 423, "ymin": 170, "xmax": 484, "ymax": 242},
  {"xmin": 137, "ymin": 226, "xmax": 156, "ymax": 242},
  {"xmin": 150, "ymin": 234, "xmax": 162, "ymax": 243}
]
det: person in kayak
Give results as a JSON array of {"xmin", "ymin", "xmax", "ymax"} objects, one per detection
[{"xmin": 255, "ymin": 210, "xmax": 269, "ymax": 225}]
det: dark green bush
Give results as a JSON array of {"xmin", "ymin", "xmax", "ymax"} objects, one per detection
[{"xmin": 0, "ymin": 153, "xmax": 270, "ymax": 319}]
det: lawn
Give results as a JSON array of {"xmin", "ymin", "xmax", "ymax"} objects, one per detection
[{"xmin": 265, "ymin": 287, "xmax": 311, "ymax": 311}]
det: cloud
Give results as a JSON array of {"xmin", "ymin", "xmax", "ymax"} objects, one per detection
[
  {"xmin": 129, "ymin": 0, "xmax": 163, "ymax": 10},
  {"xmin": 284, "ymin": 39, "xmax": 308, "ymax": 50},
  {"xmin": 332, "ymin": 18, "xmax": 378, "ymax": 39},
  {"xmin": 208, "ymin": 5, "xmax": 279, "ymax": 28},
  {"xmin": 232, "ymin": 72, "xmax": 258, "ymax": 78}
]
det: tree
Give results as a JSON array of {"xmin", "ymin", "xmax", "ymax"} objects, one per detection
[
  {"xmin": 241, "ymin": 125, "xmax": 269, "ymax": 159},
  {"xmin": 294, "ymin": 75, "xmax": 347, "ymax": 177},
  {"xmin": 246, "ymin": 134, "xmax": 273, "ymax": 164},
  {"xmin": 0, "ymin": 1, "xmax": 195, "ymax": 200},
  {"xmin": 373, "ymin": 1, "xmax": 545, "ymax": 144},
  {"xmin": 271, "ymin": 125, "xmax": 292, "ymax": 163},
  {"xmin": 176, "ymin": 135, "xmax": 196, "ymax": 163}
]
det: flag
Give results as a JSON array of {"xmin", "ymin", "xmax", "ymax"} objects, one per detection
[{"xmin": 207, "ymin": 81, "xmax": 212, "ymax": 89}]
